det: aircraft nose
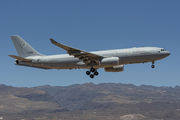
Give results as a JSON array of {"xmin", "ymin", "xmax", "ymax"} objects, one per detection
[{"xmin": 166, "ymin": 51, "xmax": 171, "ymax": 57}]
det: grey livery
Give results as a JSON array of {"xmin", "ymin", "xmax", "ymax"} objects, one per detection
[{"xmin": 9, "ymin": 35, "xmax": 170, "ymax": 78}]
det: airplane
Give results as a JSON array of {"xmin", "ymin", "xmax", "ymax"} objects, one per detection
[{"xmin": 9, "ymin": 35, "xmax": 170, "ymax": 78}]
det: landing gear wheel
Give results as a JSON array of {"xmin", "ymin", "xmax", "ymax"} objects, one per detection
[
  {"xmin": 86, "ymin": 71, "xmax": 90, "ymax": 75},
  {"xmin": 94, "ymin": 71, "xmax": 99, "ymax": 76},
  {"xmin": 151, "ymin": 65, "xmax": 155, "ymax": 68},
  {"xmin": 91, "ymin": 68, "xmax": 95, "ymax": 72},
  {"xmin": 86, "ymin": 68, "xmax": 98, "ymax": 78},
  {"xmin": 90, "ymin": 74, "xmax": 94, "ymax": 78}
]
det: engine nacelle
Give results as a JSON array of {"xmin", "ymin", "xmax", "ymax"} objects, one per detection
[
  {"xmin": 99, "ymin": 57, "xmax": 119, "ymax": 67},
  {"xmin": 15, "ymin": 60, "xmax": 19, "ymax": 65},
  {"xmin": 104, "ymin": 65, "xmax": 124, "ymax": 72}
]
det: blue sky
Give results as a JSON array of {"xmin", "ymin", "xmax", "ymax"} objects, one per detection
[{"xmin": 1, "ymin": 0, "xmax": 179, "ymax": 87}]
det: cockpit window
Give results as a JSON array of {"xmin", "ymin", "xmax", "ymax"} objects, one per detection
[{"xmin": 161, "ymin": 49, "xmax": 166, "ymax": 51}]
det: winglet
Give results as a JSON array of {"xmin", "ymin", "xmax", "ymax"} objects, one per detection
[
  {"xmin": 50, "ymin": 38, "xmax": 58, "ymax": 44},
  {"xmin": 8, "ymin": 55, "xmax": 32, "ymax": 61}
]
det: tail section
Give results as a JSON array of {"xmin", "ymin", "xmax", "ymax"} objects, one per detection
[{"xmin": 11, "ymin": 35, "xmax": 44, "ymax": 57}]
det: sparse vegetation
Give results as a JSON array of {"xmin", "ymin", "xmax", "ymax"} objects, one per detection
[{"xmin": 1, "ymin": 83, "xmax": 180, "ymax": 120}]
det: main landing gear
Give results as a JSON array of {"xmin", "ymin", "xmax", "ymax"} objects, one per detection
[
  {"xmin": 86, "ymin": 68, "xmax": 99, "ymax": 78},
  {"xmin": 151, "ymin": 61, "xmax": 155, "ymax": 68}
]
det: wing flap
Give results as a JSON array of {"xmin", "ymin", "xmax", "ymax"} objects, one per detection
[{"xmin": 50, "ymin": 39, "xmax": 103, "ymax": 64}]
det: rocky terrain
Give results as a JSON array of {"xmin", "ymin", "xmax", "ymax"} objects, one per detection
[
  {"xmin": 35, "ymin": 83, "xmax": 180, "ymax": 111},
  {"xmin": 0, "ymin": 84, "xmax": 66, "ymax": 115},
  {"xmin": 1, "ymin": 83, "xmax": 180, "ymax": 120}
]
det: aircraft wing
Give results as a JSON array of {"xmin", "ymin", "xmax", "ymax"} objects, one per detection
[
  {"xmin": 50, "ymin": 39, "xmax": 103, "ymax": 64},
  {"xmin": 8, "ymin": 55, "xmax": 32, "ymax": 61}
]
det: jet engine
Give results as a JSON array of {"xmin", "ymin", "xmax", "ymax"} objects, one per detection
[
  {"xmin": 104, "ymin": 65, "xmax": 124, "ymax": 72},
  {"xmin": 99, "ymin": 57, "xmax": 119, "ymax": 67},
  {"xmin": 15, "ymin": 60, "xmax": 19, "ymax": 65}
]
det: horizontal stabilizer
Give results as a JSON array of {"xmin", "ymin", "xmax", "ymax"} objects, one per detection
[
  {"xmin": 16, "ymin": 63, "xmax": 51, "ymax": 70},
  {"xmin": 8, "ymin": 55, "xmax": 32, "ymax": 61}
]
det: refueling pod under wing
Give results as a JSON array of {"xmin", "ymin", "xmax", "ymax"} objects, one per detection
[{"xmin": 104, "ymin": 65, "xmax": 124, "ymax": 72}]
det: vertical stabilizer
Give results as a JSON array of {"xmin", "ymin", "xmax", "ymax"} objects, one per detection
[{"xmin": 11, "ymin": 35, "xmax": 44, "ymax": 57}]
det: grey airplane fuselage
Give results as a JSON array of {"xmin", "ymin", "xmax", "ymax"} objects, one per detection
[{"xmin": 25, "ymin": 47, "xmax": 170, "ymax": 70}]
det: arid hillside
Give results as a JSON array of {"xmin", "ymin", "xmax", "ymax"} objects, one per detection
[
  {"xmin": 0, "ymin": 84, "xmax": 66, "ymax": 115},
  {"xmin": 1, "ymin": 83, "xmax": 180, "ymax": 120},
  {"xmin": 35, "ymin": 83, "xmax": 180, "ymax": 111}
]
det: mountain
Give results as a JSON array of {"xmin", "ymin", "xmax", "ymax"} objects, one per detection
[
  {"xmin": 1, "ymin": 83, "xmax": 180, "ymax": 119},
  {"xmin": 35, "ymin": 83, "xmax": 180, "ymax": 111},
  {"xmin": 32, "ymin": 83, "xmax": 180, "ymax": 120},
  {"xmin": 0, "ymin": 84, "xmax": 67, "ymax": 115}
]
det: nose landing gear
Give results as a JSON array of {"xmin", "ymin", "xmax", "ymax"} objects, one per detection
[
  {"xmin": 86, "ymin": 68, "xmax": 99, "ymax": 78},
  {"xmin": 151, "ymin": 61, "xmax": 155, "ymax": 68}
]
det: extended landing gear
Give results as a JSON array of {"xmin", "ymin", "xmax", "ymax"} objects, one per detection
[
  {"xmin": 86, "ymin": 68, "xmax": 99, "ymax": 78},
  {"xmin": 151, "ymin": 61, "xmax": 155, "ymax": 68},
  {"xmin": 86, "ymin": 71, "xmax": 90, "ymax": 75}
]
